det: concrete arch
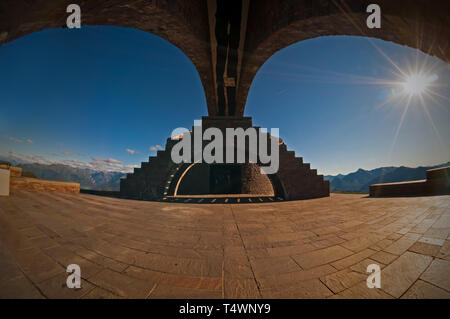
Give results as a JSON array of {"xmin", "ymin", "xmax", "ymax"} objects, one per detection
[
  {"xmin": 236, "ymin": 0, "xmax": 450, "ymax": 115},
  {"xmin": 0, "ymin": 0, "xmax": 216, "ymax": 115}
]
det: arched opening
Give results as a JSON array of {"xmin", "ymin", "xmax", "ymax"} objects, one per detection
[
  {"xmin": 160, "ymin": 141, "xmax": 289, "ymax": 201},
  {"xmin": 174, "ymin": 163, "xmax": 276, "ymax": 196},
  {"xmin": 0, "ymin": 25, "xmax": 208, "ymax": 191},
  {"xmin": 0, "ymin": 0, "xmax": 217, "ymax": 114},
  {"xmin": 245, "ymin": 35, "xmax": 450, "ymax": 190},
  {"xmin": 237, "ymin": 2, "xmax": 450, "ymax": 115}
]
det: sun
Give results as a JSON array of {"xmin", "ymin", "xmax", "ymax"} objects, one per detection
[{"xmin": 401, "ymin": 73, "xmax": 438, "ymax": 96}]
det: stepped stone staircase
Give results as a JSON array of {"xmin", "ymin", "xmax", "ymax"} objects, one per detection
[{"xmin": 120, "ymin": 117, "xmax": 329, "ymax": 201}]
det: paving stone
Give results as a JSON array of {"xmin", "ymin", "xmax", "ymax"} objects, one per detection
[
  {"xmin": 1, "ymin": 191, "xmax": 449, "ymax": 299},
  {"xmin": 13, "ymin": 248, "xmax": 66, "ymax": 283},
  {"xmin": 371, "ymin": 251, "xmax": 398, "ymax": 265},
  {"xmin": 384, "ymin": 233, "xmax": 421, "ymax": 255},
  {"xmin": 266, "ymin": 243, "xmax": 315, "ymax": 257},
  {"xmin": 257, "ymin": 264, "xmax": 337, "ymax": 289},
  {"xmin": 437, "ymin": 240, "xmax": 450, "ymax": 260},
  {"xmin": 37, "ymin": 273, "xmax": 95, "ymax": 299},
  {"xmin": 370, "ymin": 238, "xmax": 394, "ymax": 251},
  {"xmin": 292, "ymin": 245, "xmax": 353, "ymax": 269},
  {"xmin": 350, "ymin": 258, "xmax": 384, "ymax": 274},
  {"xmin": 150, "ymin": 284, "xmax": 222, "ymax": 299},
  {"xmin": 0, "ymin": 275, "xmax": 44, "ymax": 299},
  {"xmin": 331, "ymin": 249, "xmax": 376, "ymax": 270},
  {"xmin": 408, "ymin": 241, "xmax": 441, "ymax": 257},
  {"xmin": 250, "ymin": 256, "xmax": 301, "ymax": 278},
  {"xmin": 124, "ymin": 266, "xmax": 163, "ymax": 285},
  {"xmin": 341, "ymin": 234, "xmax": 386, "ymax": 252},
  {"xmin": 261, "ymin": 279, "xmax": 333, "ymax": 299},
  {"xmin": 381, "ymin": 252, "xmax": 432, "ymax": 298},
  {"xmin": 424, "ymin": 228, "xmax": 450, "ymax": 240},
  {"xmin": 401, "ymin": 280, "xmax": 450, "ymax": 299},
  {"xmin": 88, "ymin": 269, "xmax": 155, "ymax": 298},
  {"xmin": 82, "ymin": 287, "xmax": 122, "ymax": 299},
  {"xmin": 134, "ymin": 253, "xmax": 222, "ymax": 278},
  {"xmin": 224, "ymin": 278, "xmax": 260, "ymax": 298},
  {"xmin": 331, "ymin": 281, "xmax": 393, "ymax": 299},
  {"xmin": 320, "ymin": 269, "xmax": 366, "ymax": 293},
  {"xmin": 420, "ymin": 259, "xmax": 450, "ymax": 291},
  {"xmin": 418, "ymin": 237, "xmax": 445, "ymax": 246}
]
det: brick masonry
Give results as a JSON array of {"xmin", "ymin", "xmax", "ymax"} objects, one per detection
[{"xmin": 120, "ymin": 116, "xmax": 329, "ymax": 201}]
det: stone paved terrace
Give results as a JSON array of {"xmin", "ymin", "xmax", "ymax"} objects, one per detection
[{"xmin": 0, "ymin": 190, "xmax": 449, "ymax": 299}]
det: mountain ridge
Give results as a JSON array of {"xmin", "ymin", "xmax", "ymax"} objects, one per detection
[
  {"xmin": 2, "ymin": 154, "xmax": 449, "ymax": 193},
  {"xmin": 14, "ymin": 162, "xmax": 126, "ymax": 191},
  {"xmin": 325, "ymin": 161, "xmax": 450, "ymax": 193}
]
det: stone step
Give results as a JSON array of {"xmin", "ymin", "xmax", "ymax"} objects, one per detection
[
  {"xmin": 295, "ymin": 157, "xmax": 303, "ymax": 165},
  {"xmin": 279, "ymin": 143, "xmax": 288, "ymax": 152},
  {"xmin": 279, "ymin": 151, "xmax": 296, "ymax": 160}
]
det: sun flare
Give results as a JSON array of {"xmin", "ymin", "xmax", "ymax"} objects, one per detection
[{"xmin": 401, "ymin": 73, "xmax": 438, "ymax": 96}]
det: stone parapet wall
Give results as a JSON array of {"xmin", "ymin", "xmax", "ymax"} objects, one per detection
[
  {"xmin": 9, "ymin": 166, "xmax": 22, "ymax": 177},
  {"xmin": 10, "ymin": 177, "xmax": 80, "ymax": 194},
  {"xmin": 0, "ymin": 168, "xmax": 10, "ymax": 196},
  {"xmin": 370, "ymin": 166, "xmax": 450, "ymax": 197}
]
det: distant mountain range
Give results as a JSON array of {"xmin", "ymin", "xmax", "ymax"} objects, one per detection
[
  {"xmin": 5, "ymin": 162, "xmax": 126, "ymax": 191},
  {"xmin": 1, "ymin": 155, "xmax": 448, "ymax": 193},
  {"xmin": 325, "ymin": 162, "xmax": 450, "ymax": 193}
]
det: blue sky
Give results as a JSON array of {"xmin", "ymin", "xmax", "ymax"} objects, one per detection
[{"xmin": 0, "ymin": 26, "xmax": 449, "ymax": 175}]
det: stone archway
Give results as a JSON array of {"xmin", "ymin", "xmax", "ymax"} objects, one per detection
[
  {"xmin": 2, "ymin": 1, "xmax": 448, "ymax": 116},
  {"xmin": 235, "ymin": 0, "xmax": 450, "ymax": 116},
  {"xmin": 0, "ymin": 0, "xmax": 217, "ymax": 115},
  {"xmin": 170, "ymin": 162, "xmax": 283, "ymax": 198}
]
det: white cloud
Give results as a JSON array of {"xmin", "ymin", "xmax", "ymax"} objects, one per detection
[
  {"xmin": 0, "ymin": 151, "xmax": 138, "ymax": 174},
  {"xmin": 8, "ymin": 137, "xmax": 34, "ymax": 144},
  {"xmin": 87, "ymin": 158, "xmax": 131, "ymax": 173},
  {"xmin": 149, "ymin": 145, "xmax": 163, "ymax": 151},
  {"xmin": 126, "ymin": 148, "xmax": 137, "ymax": 155},
  {"xmin": 92, "ymin": 158, "xmax": 124, "ymax": 165},
  {"xmin": 4, "ymin": 151, "xmax": 55, "ymax": 165},
  {"xmin": 61, "ymin": 159, "xmax": 94, "ymax": 170},
  {"xmin": 9, "ymin": 137, "xmax": 23, "ymax": 143}
]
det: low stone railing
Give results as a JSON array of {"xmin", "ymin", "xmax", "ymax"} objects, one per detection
[
  {"xmin": 370, "ymin": 166, "xmax": 450, "ymax": 197},
  {"xmin": 10, "ymin": 176, "xmax": 80, "ymax": 193},
  {"xmin": 0, "ymin": 164, "xmax": 80, "ymax": 194}
]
